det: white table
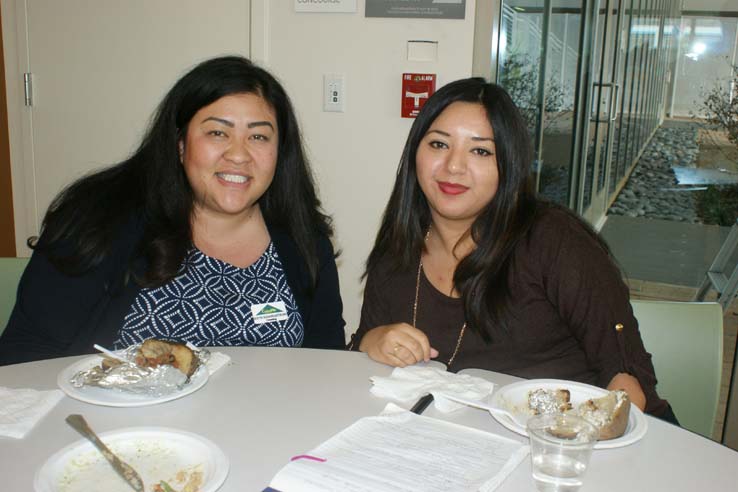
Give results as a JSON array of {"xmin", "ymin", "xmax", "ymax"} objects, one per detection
[{"xmin": 1, "ymin": 347, "xmax": 736, "ymax": 491}]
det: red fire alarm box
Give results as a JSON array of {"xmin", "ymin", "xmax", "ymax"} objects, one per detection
[{"xmin": 401, "ymin": 73, "xmax": 436, "ymax": 118}]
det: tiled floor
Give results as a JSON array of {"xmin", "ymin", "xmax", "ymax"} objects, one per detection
[
  {"xmin": 601, "ymin": 215, "xmax": 731, "ymax": 287},
  {"xmin": 601, "ymin": 216, "xmax": 737, "ymax": 447}
]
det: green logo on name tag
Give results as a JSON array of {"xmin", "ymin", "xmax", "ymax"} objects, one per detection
[
  {"xmin": 251, "ymin": 301, "xmax": 289, "ymax": 324},
  {"xmin": 258, "ymin": 304, "xmax": 283, "ymax": 315}
]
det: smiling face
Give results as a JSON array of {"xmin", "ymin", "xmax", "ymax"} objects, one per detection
[
  {"xmin": 181, "ymin": 92, "xmax": 278, "ymax": 220},
  {"xmin": 415, "ymin": 101, "xmax": 499, "ymax": 228}
]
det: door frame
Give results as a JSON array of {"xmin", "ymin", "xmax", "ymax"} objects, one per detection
[
  {"xmin": 0, "ymin": 3, "xmax": 16, "ymax": 256},
  {"xmin": 1, "ymin": 0, "xmax": 34, "ymax": 257},
  {"xmin": 568, "ymin": 0, "xmax": 597, "ymax": 220}
]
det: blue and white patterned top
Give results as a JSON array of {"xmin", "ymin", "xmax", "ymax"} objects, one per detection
[{"xmin": 113, "ymin": 242, "xmax": 304, "ymax": 349}]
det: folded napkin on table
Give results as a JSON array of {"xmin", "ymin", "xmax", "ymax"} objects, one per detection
[
  {"xmin": 0, "ymin": 386, "xmax": 64, "ymax": 439},
  {"xmin": 370, "ymin": 365, "xmax": 495, "ymax": 412}
]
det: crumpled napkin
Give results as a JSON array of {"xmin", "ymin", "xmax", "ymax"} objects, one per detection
[
  {"xmin": 206, "ymin": 351, "xmax": 231, "ymax": 375},
  {"xmin": 0, "ymin": 386, "xmax": 64, "ymax": 439},
  {"xmin": 370, "ymin": 365, "xmax": 495, "ymax": 412}
]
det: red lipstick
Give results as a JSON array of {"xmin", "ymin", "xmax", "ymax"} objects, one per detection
[{"xmin": 438, "ymin": 182, "xmax": 469, "ymax": 195}]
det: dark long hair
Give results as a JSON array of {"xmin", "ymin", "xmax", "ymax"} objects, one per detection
[
  {"xmin": 365, "ymin": 78, "xmax": 538, "ymax": 343},
  {"xmin": 34, "ymin": 56, "xmax": 332, "ymax": 288}
]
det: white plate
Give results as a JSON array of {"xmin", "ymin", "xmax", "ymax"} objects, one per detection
[
  {"xmin": 34, "ymin": 427, "xmax": 229, "ymax": 492},
  {"xmin": 57, "ymin": 355, "xmax": 209, "ymax": 407},
  {"xmin": 490, "ymin": 379, "xmax": 648, "ymax": 449}
]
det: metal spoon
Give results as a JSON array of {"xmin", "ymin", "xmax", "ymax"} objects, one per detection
[{"xmin": 65, "ymin": 414, "xmax": 145, "ymax": 491}]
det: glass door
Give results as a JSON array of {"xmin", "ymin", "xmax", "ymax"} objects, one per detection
[
  {"xmin": 539, "ymin": 1, "xmax": 584, "ymax": 206},
  {"xmin": 580, "ymin": 0, "xmax": 626, "ymax": 224},
  {"xmin": 497, "ymin": 0, "xmax": 547, "ymax": 171},
  {"xmin": 497, "ymin": 0, "xmax": 585, "ymax": 208},
  {"xmin": 495, "ymin": 0, "xmax": 679, "ymax": 226}
]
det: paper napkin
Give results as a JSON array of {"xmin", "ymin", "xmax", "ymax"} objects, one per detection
[
  {"xmin": 0, "ymin": 386, "xmax": 64, "ymax": 439},
  {"xmin": 370, "ymin": 365, "xmax": 495, "ymax": 412},
  {"xmin": 206, "ymin": 351, "xmax": 232, "ymax": 375}
]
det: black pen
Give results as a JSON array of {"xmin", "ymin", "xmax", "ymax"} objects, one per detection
[{"xmin": 410, "ymin": 393, "xmax": 434, "ymax": 414}]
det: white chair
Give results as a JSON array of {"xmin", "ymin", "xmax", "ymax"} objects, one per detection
[{"xmin": 631, "ymin": 300, "xmax": 723, "ymax": 439}]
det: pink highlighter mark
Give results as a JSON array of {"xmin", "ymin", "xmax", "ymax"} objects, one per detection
[{"xmin": 290, "ymin": 455, "xmax": 327, "ymax": 463}]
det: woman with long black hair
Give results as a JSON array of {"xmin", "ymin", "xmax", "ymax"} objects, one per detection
[
  {"xmin": 350, "ymin": 77, "xmax": 674, "ymax": 420},
  {"xmin": 0, "ymin": 56, "xmax": 345, "ymax": 365}
]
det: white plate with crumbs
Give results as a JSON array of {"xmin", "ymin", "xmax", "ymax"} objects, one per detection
[
  {"xmin": 490, "ymin": 379, "xmax": 648, "ymax": 449},
  {"xmin": 34, "ymin": 427, "xmax": 228, "ymax": 492},
  {"xmin": 57, "ymin": 355, "xmax": 209, "ymax": 407}
]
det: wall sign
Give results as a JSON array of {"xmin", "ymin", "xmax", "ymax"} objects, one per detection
[
  {"xmin": 401, "ymin": 73, "xmax": 436, "ymax": 118},
  {"xmin": 366, "ymin": 0, "xmax": 465, "ymax": 19},
  {"xmin": 295, "ymin": 0, "xmax": 357, "ymax": 13}
]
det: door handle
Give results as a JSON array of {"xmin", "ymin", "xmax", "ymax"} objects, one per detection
[
  {"xmin": 590, "ymin": 82, "xmax": 619, "ymax": 123},
  {"xmin": 610, "ymin": 83, "xmax": 620, "ymax": 122}
]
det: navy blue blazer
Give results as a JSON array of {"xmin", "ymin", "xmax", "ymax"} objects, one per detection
[{"xmin": 0, "ymin": 220, "xmax": 346, "ymax": 365}]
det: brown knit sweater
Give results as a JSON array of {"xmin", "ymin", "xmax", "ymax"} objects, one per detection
[{"xmin": 352, "ymin": 207, "xmax": 668, "ymax": 416}]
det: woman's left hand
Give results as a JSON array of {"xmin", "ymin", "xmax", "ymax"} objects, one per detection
[
  {"xmin": 358, "ymin": 323, "xmax": 439, "ymax": 367},
  {"xmin": 607, "ymin": 372, "xmax": 646, "ymax": 411}
]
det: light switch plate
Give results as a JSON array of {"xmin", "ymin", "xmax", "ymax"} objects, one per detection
[
  {"xmin": 324, "ymin": 73, "xmax": 345, "ymax": 112},
  {"xmin": 407, "ymin": 40, "xmax": 438, "ymax": 62}
]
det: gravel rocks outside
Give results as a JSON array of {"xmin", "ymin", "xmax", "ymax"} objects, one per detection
[{"xmin": 607, "ymin": 124, "xmax": 702, "ymax": 223}]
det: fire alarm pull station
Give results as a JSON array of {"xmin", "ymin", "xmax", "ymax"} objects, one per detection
[{"xmin": 401, "ymin": 73, "xmax": 436, "ymax": 118}]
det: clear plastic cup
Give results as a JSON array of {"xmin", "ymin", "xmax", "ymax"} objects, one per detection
[{"xmin": 526, "ymin": 413, "xmax": 599, "ymax": 492}]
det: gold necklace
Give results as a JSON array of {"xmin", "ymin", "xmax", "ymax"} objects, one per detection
[{"xmin": 413, "ymin": 234, "xmax": 467, "ymax": 367}]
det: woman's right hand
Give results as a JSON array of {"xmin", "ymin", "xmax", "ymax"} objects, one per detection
[{"xmin": 358, "ymin": 323, "xmax": 439, "ymax": 367}]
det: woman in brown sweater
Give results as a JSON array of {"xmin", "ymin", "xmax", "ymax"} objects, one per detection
[{"xmin": 349, "ymin": 78, "xmax": 674, "ymax": 420}]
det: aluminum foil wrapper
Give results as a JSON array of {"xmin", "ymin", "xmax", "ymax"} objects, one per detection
[
  {"xmin": 528, "ymin": 388, "xmax": 572, "ymax": 415},
  {"xmin": 70, "ymin": 343, "xmax": 210, "ymax": 397}
]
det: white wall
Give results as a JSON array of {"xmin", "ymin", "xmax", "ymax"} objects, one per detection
[{"xmin": 252, "ymin": 1, "xmax": 477, "ymax": 336}]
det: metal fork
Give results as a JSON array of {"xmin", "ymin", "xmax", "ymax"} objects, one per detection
[{"xmin": 65, "ymin": 414, "xmax": 145, "ymax": 491}]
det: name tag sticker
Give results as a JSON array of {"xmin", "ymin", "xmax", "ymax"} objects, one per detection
[{"xmin": 251, "ymin": 301, "xmax": 289, "ymax": 324}]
